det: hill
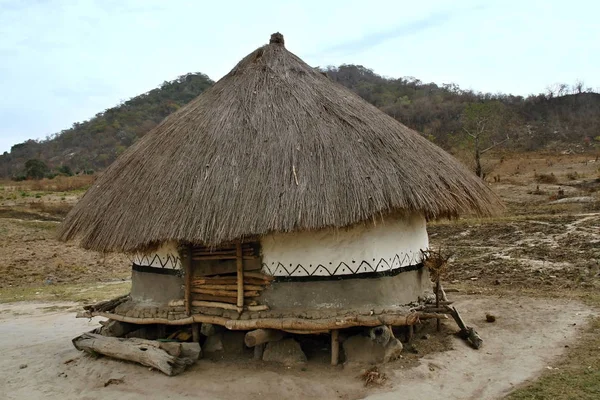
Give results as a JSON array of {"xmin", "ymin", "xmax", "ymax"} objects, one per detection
[
  {"xmin": 0, "ymin": 73, "xmax": 214, "ymax": 178},
  {"xmin": 1, "ymin": 65, "xmax": 599, "ymax": 179}
]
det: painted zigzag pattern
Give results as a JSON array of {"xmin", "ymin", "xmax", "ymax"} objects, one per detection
[
  {"xmin": 129, "ymin": 253, "xmax": 181, "ymax": 269},
  {"xmin": 261, "ymin": 252, "xmax": 421, "ymax": 277}
]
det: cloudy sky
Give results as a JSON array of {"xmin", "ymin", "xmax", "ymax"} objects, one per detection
[{"xmin": 1, "ymin": 0, "xmax": 598, "ymax": 153}]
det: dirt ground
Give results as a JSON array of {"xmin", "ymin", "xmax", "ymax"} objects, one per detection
[
  {"xmin": 0, "ymin": 294, "xmax": 593, "ymax": 400},
  {"xmin": 0, "ymin": 152, "xmax": 599, "ymax": 399}
]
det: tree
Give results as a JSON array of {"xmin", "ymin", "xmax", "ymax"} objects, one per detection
[
  {"xmin": 57, "ymin": 165, "xmax": 73, "ymax": 176},
  {"xmin": 24, "ymin": 159, "xmax": 49, "ymax": 180},
  {"xmin": 460, "ymin": 102, "xmax": 509, "ymax": 178}
]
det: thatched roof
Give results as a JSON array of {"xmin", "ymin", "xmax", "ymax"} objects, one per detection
[{"xmin": 58, "ymin": 33, "xmax": 502, "ymax": 253}]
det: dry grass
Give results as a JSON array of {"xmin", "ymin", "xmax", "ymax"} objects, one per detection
[
  {"xmin": 0, "ymin": 175, "xmax": 95, "ymax": 192},
  {"xmin": 534, "ymin": 173, "xmax": 558, "ymax": 184},
  {"xmin": 0, "ymin": 281, "xmax": 131, "ymax": 304},
  {"xmin": 29, "ymin": 201, "xmax": 73, "ymax": 217},
  {"xmin": 506, "ymin": 316, "xmax": 600, "ymax": 400}
]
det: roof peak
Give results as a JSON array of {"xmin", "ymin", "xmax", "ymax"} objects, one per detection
[{"xmin": 269, "ymin": 32, "xmax": 284, "ymax": 46}]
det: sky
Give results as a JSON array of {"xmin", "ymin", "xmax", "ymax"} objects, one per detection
[{"xmin": 1, "ymin": 0, "xmax": 598, "ymax": 153}]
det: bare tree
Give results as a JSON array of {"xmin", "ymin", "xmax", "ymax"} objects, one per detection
[{"xmin": 460, "ymin": 102, "xmax": 510, "ymax": 178}]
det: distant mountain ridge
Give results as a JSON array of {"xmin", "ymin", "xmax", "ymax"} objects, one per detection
[{"xmin": 1, "ymin": 65, "xmax": 599, "ymax": 178}]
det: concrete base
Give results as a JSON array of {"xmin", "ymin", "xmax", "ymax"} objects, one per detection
[
  {"xmin": 259, "ymin": 267, "xmax": 431, "ymax": 310},
  {"xmin": 131, "ymin": 269, "xmax": 184, "ymax": 304}
]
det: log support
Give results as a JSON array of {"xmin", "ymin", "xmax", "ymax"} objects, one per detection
[
  {"xmin": 449, "ymin": 306, "xmax": 483, "ymax": 349},
  {"xmin": 253, "ymin": 343, "xmax": 265, "ymax": 360},
  {"xmin": 184, "ymin": 245, "xmax": 193, "ymax": 316},
  {"xmin": 192, "ymin": 323, "xmax": 200, "ymax": 343},
  {"xmin": 244, "ymin": 329, "xmax": 284, "ymax": 347},
  {"xmin": 331, "ymin": 329, "xmax": 340, "ymax": 366},
  {"xmin": 72, "ymin": 333, "xmax": 200, "ymax": 376},
  {"xmin": 236, "ymin": 241, "xmax": 244, "ymax": 313}
]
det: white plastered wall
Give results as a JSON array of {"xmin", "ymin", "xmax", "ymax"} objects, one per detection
[
  {"xmin": 130, "ymin": 240, "xmax": 181, "ymax": 269},
  {"xmin": 261, "ymin": 213, "xmax": 429, "ymax": 277}
]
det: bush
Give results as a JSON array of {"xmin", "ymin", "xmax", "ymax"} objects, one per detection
[
  {"xmin": 57, "ymin": 165, "xmax": 73, "ymax": 176},
  {"xmin": 534, "ymin": 173, "xmax": 558, "ymax": 184},
  {"xmin": 565, "ymin": 171, "xmax": 579, "ymax": 180},
  {"xmin": 25, "ymin": 159, "xmax": 49, "ymax": 180}
]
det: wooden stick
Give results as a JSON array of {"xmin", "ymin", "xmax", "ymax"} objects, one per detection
[
  {"xmin": 244, "ymin": 272, "xmax": 274, "ymax": 281},
  {"xmin": 435, "ymin": 276, "xmax": 441, "ymax": 332},
  {"xmin": 253, "ymin": 344, "xmax": 265, "ymax": 360},
  {"xmin": 83, "ymin": 311, "xmax": 229, "ymax": 326},
  {"xmin": 244, "ymin": 329, "xmax": 284, "ymax": 347},
  {"xmin": 191, "ymin": 284, "xmax": 265, "ymax": 291},
  {"xmin": 283, "ymin": 329, "xmax": 330, "ymax": 334},
  {"xmin": 193, "ymin": 277, "xmax": 270, "ymax": 286},
  {"xmin": 247, "ymin": 305, "xmax": 269, "ymax": 312},
  {"xmin": 72, "ymin": 333, "xmax": 200, "ymax": 376},
  {"xmin": 422, "ymin": 307, "xmax": 452, "ymax": 313},
  {"xmin": 236, "ymin": 241, "xmax": 244, "ymax": 311},
  {"xmin": 184, "ymin": 245, "xmax": 193, "ymax": 316},
  {"xmin": 192, "ymin": 323, "xmax": 200, "ymax": 343},
  {"xmin": 331, "ymin": 329, "xmax": 340, "ymax": 366},
  {"xmin": 191, "ymin": 288, "xmax": 260, "ymax": 298},
  {"xmin": 83, "ymin": 311, "xmax": 435, "ymax": 330},
  {"xmin": 192, "ymin": 255, "xmax": 258, "ymax": 261},
  {"xmin": 192, "ymin": 249, "xmax": 253, "ymax": 255},
  {"xmin": 192, "ymin": 294, "xmax": 257, "ymax": 306},
  {"xmin": 191, "ymin": 300, "xmax": 238, "ymax": 310},
  {"xmin": 449, "ymin": 306, "xmax": 483, "ymax": 349},
  {"xmin": 225, "ymin": 313, "xmax": 422, "ymax": 331}
]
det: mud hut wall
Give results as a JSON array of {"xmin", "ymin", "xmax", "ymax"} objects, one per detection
[{"xmin": 260, "ymin": 213, "xmax": 429, "ymax": 277}]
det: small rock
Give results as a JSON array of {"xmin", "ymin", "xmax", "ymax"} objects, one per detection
[
  {"xmin": 200, "ymin": 323, "xmax": 221, "ymax": 337},
  {"xmin": 421, "ymin": 334, "xmax": 431, "ymax": 340},
  {"xmin": 19, "ymin": 364, "xmax": 27, "ymax": 369},
  {"xmin": 203, "ymin": 333, "xmax": 224, "ymax": 354},
  {"xmin": 368, "ymin": 326, "xmax": 391, "ymax": 346},
  {"xmin": 485, "ymin": 313, "xmax": 496, "ymax": 323},
  {"xmin": 263, "ymin": 339, "xmax": 307, "ymax": 365},
  {"xmin": 383, "ymin": 339, "xmax": 403, "ymax": 363},
  {"xmin": 343, "ymin": 335, "xmax": 403, "ymax": 364}
]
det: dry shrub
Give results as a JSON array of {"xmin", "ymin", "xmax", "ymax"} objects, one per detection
[
  {"xmin": 360, "ymin": 366, "xmax": 387, "ymax": 387},
  {"xmin": 421, "ymin": 248, "xmax": 452, "ymax": 282},
  {"xmin": 29, "ymin": 202, "xmax": 73, "ymax": 217},
  {"xmin": 565, "ymin": 171, "xmax": 579, "ymax": 180},
  {"xmin": 534, "ymin": 173, "xmax": 558, "ymax": 184}
]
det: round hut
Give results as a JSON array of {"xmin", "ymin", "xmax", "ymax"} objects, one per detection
[{"xmin": 61, "ymin": 33, "xmax": 501, "ymax": 351}]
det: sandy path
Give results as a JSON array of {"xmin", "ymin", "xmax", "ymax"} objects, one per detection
[{"xmin": 0, "ymin": 295, "xmax": 594, "ymax": 400}]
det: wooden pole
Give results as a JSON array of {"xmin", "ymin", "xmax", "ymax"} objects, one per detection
[
  {"xmin": 184, "ymin": 245, "xmax": 193, "ymax": 316},
  {"xmin": 72, "ymin": 333, "xmax": 200, "ymax": 376},
  {"xmin": 191, "ymin": 288, "xmax": 260, "ymax": 297},
  {"xmin": 190, "ymin": 284, "xmax": 265, "ymax": 291},
  {"xmin": 253, "ymin": 343, "xmax": 265, "ymax": 360},
  {"xmin": 236, "ymin": 241, "xmax": 244, "ymax": 312},
  {"xmin": 244, "ymin": 329, "xmax": 284, "ymax": 347},
  {"xmin": 331, "ymin": 329, "xmax": 340, "ymax": 366},
  {"xmin": 435, "ymin": 276, "xmax": 441, "ymax": 332},
  {"xmin": 192, "ymin": 323, "xmax": 200, "ymax": 343}
]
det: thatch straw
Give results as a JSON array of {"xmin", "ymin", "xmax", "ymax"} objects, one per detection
[{"xmin": 58, "ymin": 33, "xmax": 503, "ymax": 253}]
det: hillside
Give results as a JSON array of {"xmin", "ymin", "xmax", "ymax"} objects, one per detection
[
  {"xmin": 1, "ymin": 65, "xmax": 599, "ymax": 179},
  {"xmin": 0, "ymin": 73, "xmax": 214, "ymax": 178}
]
